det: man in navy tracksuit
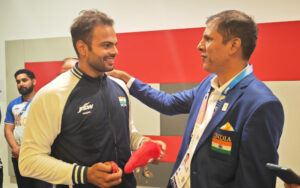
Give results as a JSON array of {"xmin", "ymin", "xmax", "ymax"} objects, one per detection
[{"xmin": 19, "ymin": 10, "xmax": 164, "ymax": 188}]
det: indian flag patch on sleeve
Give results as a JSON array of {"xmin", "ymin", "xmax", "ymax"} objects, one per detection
[
  {"xmin": 211, "ymin": 132, "xmax": 232, "ymax": 155},
  {"xmin": 118, "ymin": 96, "xmax": 127, "ymax": 107}
]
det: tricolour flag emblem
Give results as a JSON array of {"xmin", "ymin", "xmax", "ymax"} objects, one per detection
[
  {"xmin": 211, "ymin": 133, "xmax": 232, "ymax": 155},
  {"xmin": 118, "ymin": 96, "xmax": 127, "ymax": 107}
]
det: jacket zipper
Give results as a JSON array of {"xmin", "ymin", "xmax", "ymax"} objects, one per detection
[{"xmin": 100, "ymin": 79, "xmax": 119, "ymax": 163}]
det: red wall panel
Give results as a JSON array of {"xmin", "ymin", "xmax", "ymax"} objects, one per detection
[
  {"xmin": 25, "ymin": 61, "xmax": 62, "ymax": 91},
  {"xmin": 251, "ymin": 21, "xmax": 300, "ymax": 81},
  {"xmin": 25, "ymin": 21, "xmax": 300, "ymax": 87},
  {"xmin": 115, "ymin": 21, "xmax": 300, "ymax": 83},
  {"xmin": 23, "ymin": 21, "xmax": 300, "ymax": 161}
]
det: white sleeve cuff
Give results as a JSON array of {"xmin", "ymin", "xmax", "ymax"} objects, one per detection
[{"xmin": 126, "ymin": 77, "xmax": 135, "ymax": 89}]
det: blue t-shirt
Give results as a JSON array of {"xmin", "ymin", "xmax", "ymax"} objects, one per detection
[{"xmin": 5, "ymin": 96, "xmax": 32, "ymax": 145}]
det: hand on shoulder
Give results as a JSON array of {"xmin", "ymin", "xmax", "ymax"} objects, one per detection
[{"xmin": 107, "ymin": 70, "xmax": 131, "ymax": 84}]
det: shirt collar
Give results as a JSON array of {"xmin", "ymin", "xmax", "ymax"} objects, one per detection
[{"xmin": 210, "ymin": 64, "xmax": 250, "ymax": 93}]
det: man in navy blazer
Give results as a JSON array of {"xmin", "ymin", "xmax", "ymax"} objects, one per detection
[{"xmin": 109, "ymin": 10, "xmax": 284, "ymax": 188}]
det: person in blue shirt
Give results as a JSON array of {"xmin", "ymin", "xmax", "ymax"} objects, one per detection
[{"xmin": 4, "ymin": 69, "xmax": 49, "ymax": 188}]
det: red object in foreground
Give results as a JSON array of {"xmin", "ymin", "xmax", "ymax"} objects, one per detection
[
  {"xmin": 124, "ymin": 141, "xmax": 161, "ymax": 174},
  {"xmin": 146, "ymin": 135, "xmax": 182, "ymax": 163},
  {"xmin": 110, "ymin": 161, "xmax": 119, "ymax": 173},
  {"xmin": 105, "ymin": 161, "xmax": 119, "ymax": 173}
]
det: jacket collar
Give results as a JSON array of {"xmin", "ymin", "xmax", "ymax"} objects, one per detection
[
  {"xmin": 71, "ymin": 63, "xmax": 107, "ymax": 82},
  {"xmin": 195, "ymin": 73, "xmax": 255, "ymax": 150}
]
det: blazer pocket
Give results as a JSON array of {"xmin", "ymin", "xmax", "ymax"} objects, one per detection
[{"xmin": 209, "ymin": 128, "xmax": 238, "ymax": 161}]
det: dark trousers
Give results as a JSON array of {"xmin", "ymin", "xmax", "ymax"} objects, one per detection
[{"xmin": 12, "ymin": 158, "xmax": 52, "ymax": 188}]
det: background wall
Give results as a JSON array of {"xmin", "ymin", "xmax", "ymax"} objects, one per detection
[{"xmin": 1, "ymin": 0, "xmax": 300, "ymax": 188}]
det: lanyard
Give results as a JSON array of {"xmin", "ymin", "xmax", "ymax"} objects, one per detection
[
  {"xmin": 213, "ymin": 65, "xmax": 253, "ymax": 111},
  {"xmin": 18, "ymin": 98, "xmax": 33, "ymax": 117}
]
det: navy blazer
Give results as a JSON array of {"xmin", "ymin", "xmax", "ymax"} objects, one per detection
[{"xmin": 129, "ymin": 73, "xmax": 284, "ymax": 188}]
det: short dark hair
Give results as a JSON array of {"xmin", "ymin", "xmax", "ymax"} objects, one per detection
[
  {"xmin": 71, "ymin": 9, "xmax": 114, "ymax": 57},
  {"xmin": 206, "ymin": 10, "xmax": 258, "ymax": 60},
  {"xmin": 14, "ymin": 69, "xmax": 36, "ymax": 79}
]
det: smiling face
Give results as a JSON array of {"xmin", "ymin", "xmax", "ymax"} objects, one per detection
[
  {"xmin": 78, "ymin": 25, "xmax": 118, "ymax": 77},
  {"xmin": 197, "ymin": 21, "xmax": 232, "ymax": 75}
]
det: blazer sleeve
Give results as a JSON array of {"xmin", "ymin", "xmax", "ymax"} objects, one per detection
[
  {"xmin": 129, "ymin": 79, "xmax": 199, "ymax": 115},
  {"xmin": 109, "ymin": 76, "xmax": 144, "ymax": 151},
  {"xmin": 234, "ymin": 100, "xmax": 284, "ymax": 188}
]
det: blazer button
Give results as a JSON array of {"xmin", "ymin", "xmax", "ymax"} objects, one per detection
[{"xmin": 192, "ymin": 171, "xmax": 197, "ymax": 175}]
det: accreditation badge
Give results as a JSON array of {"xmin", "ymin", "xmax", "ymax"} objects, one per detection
[
  {"xmin": 171, "ymin": 152, "xmax": 191, "ymax": 188},
  {"xmin": 174, "ymin": 166, "xmax": 189, "ymax": 188}
]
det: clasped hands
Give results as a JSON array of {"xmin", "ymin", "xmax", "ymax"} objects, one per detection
[{"xmin": 87, "ymin": 139, "xmax": 166, "ymax": 187}]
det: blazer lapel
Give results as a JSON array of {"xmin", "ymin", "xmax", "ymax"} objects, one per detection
[
  {"xmin": 184, "ymin": 84, "xmax": 212, "ymax": 141},
  {"xmin": 195, "ymin": 73, "xmax": 255, "ymax": 151}
]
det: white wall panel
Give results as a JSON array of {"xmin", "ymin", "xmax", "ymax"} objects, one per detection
[
  {"xmin": 131, "ymin": 84, "xmax": 161, "ymax": 136},
  {"xmin": 265, "ymin": 81, "xmax": 300, "ymax": 187}
]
